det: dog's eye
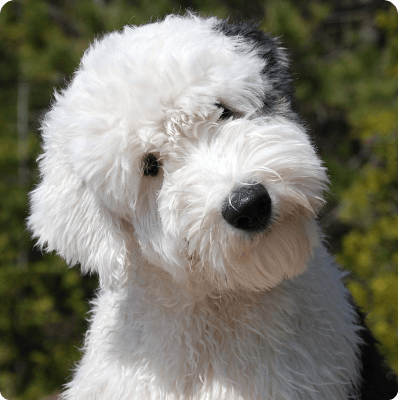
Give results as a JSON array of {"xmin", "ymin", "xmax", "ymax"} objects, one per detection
[
  {"xmin": 215, "ymin": 103, "xmax": 233, "ymax": 120},
  {"xmin": 143, "ymin": 153, "xmax": 161, "ymax": 177}
]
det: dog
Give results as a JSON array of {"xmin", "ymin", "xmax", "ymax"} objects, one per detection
[{"xmin": 28, "ymin": 14, "xmax": 398, "ymax": 400}]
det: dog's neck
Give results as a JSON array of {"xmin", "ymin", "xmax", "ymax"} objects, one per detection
[{"xmin": 129, "ymin": 259, "xmax": 271, "ymax": 319}]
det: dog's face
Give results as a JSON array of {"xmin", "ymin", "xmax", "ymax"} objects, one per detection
[{"xmin": 28, "ymin": 15, "xmax": 328, "ymax": 292}]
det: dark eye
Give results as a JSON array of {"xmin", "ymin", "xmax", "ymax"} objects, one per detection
[
  {"xmin": 143, "ymin": 153, "xmax": 161, "ymax": 177},
  {"xmin": 215, "ymin": 103, "xmax": 233, "ymax": 120}
]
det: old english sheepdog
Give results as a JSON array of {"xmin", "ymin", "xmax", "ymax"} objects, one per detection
[{"xmin": 28, "ymin": 14, "xmax": 398, "ymax": 400}]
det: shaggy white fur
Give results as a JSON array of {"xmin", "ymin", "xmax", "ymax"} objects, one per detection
[{"xmin": 29, "ymin": 14, "xmax": 363, "ymax": 400}]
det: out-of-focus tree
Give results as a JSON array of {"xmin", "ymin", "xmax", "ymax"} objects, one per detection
[
  {"xmin": 337, "ymin": 8, "xmax": 398, "ymax": 369},
  {"xmin": 0, "ymin": 1, "xmax": 396, "ymax": 398}
]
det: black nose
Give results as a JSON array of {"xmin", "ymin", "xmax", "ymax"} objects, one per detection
[{"xmin": 222, "ymin": 183, "xmax": 271, "ymax": 232}]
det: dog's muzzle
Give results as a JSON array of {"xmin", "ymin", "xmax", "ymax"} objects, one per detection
[{"xmin": 222, "ymin": 183, "xmax": 271, "ymax": 232}]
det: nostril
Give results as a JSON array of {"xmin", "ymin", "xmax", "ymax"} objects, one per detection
[
  {"xmin": 235, "ymin": 215, "xmax": 252, "ymax": 230},
  {"xmin": 222, "ymin": 183, "xmax": 272, "ymax": 232}
]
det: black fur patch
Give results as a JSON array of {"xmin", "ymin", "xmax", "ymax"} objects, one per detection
[
  {"xmin": 214, "ymin": 20, "xmax": 294, "ymax": 113},
  {"xmin": 350, "ymin": 303, "xmax": 398, "ymax": 400}
]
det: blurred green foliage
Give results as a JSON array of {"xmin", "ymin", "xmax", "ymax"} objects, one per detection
[
  {"xmin": 337, "ymin": 8, "xmax": 398, "ymax": 364},
  {"xmin": 0, "ymin": 0, "xmax": 397, "ymax": 398}
]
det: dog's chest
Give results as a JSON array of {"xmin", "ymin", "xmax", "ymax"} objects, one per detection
[{"xmin": 83, "ymin": 262, "xmax": 358, "ymax": 400}]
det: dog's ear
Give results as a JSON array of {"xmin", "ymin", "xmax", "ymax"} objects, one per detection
[{"xmin": 28, "ymin": 145, "xmax": 128, "ymax": 291}]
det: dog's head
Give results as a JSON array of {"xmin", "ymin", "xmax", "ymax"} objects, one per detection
[{"xmin": 28, "ymin": 14, "xmax": 328, "ymax": 292}]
